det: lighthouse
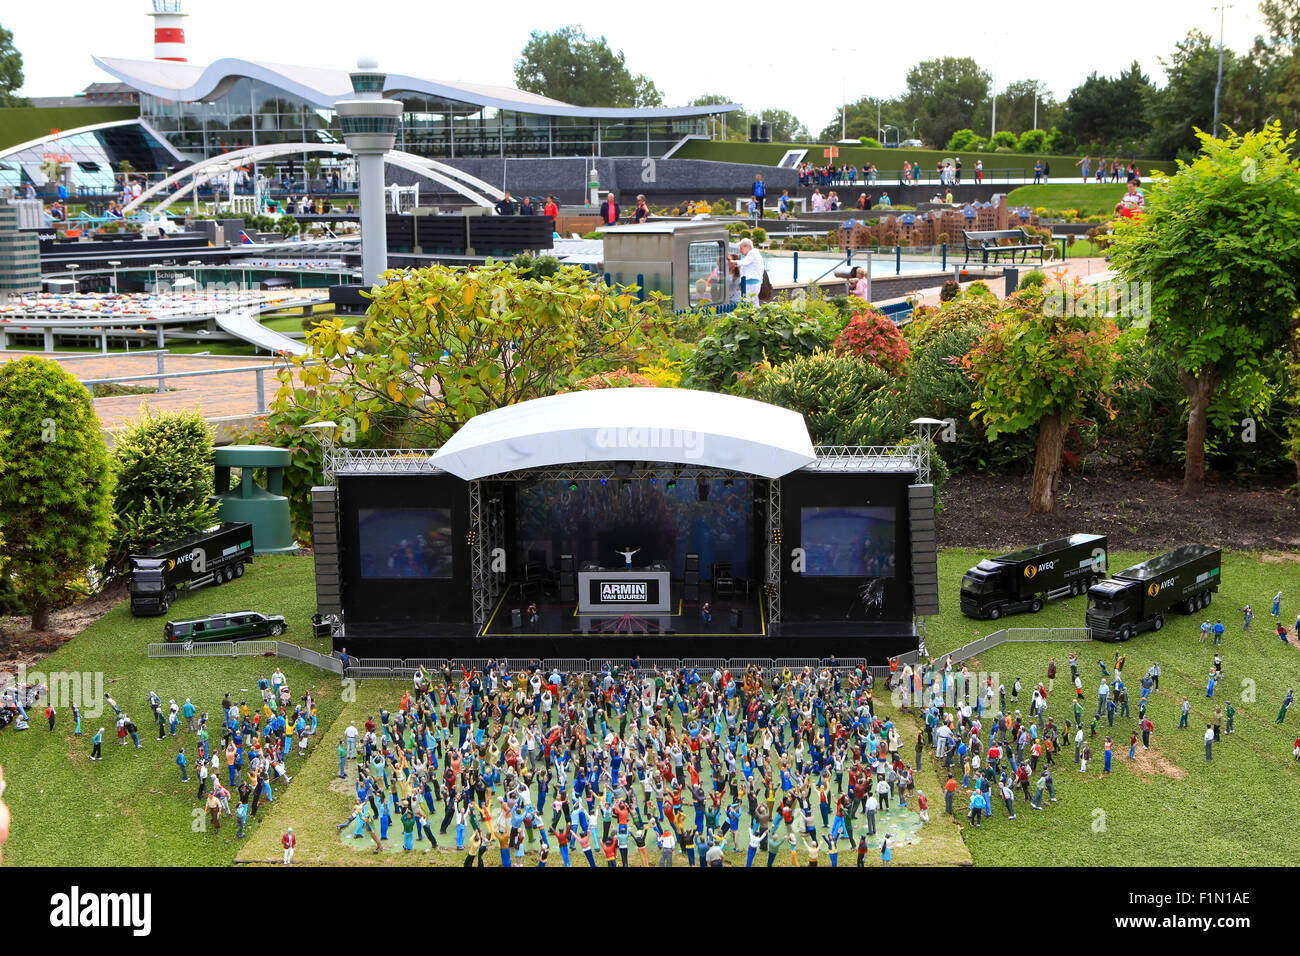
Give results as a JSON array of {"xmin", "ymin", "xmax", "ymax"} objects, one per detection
[
  {"xmin": 336, "ymin": 57, "xmax": 402, "ymax": 289},
  {"xmin": 149, "ymin": 0, "xmax": 187, "ymax": 62}
]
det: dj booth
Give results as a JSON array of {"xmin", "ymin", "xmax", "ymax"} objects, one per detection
[{"xmin": 577, "ymin": 564, "xmax": 672, "ymax": 613}]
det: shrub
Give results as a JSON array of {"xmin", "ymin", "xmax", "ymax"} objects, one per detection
[
  {"xmin": 939, "ymin": 279, "xmax": 960, "ymax": 302},
  {"xmin": 1018, "ymin": 269, "xmax": 1047, "ymax": 291},
  {"xmin": 751, "ymin": 227, "xmax": 767, "ymax": 244},
  {"xmin": 963, "ymin": 281, "xmax": 996, "ymax": 301},
  {"xmin": 568, "ymin": 368, "xmax": 657, "ymax": 390},
  {"xmin": 859, "ymin": 136, "xmax": 882, "ymax": 148},
  {"xmin": 682, "ymin": 301, "xmax": 833, "ymax": 392},
  {"xmin": 748, "ymin": 350, "xmax": 909, "ymax": 446},
  {"xmin": 105, "ymin": 406, "xmax": 221, "ymax": 577},
  {"xmin": 833, "ymin": 310, "xmax": 911, "ymax": 375},
  {"xmin": 1017, "ymin": 129, "xmax": 1048, "ymax": 153}
]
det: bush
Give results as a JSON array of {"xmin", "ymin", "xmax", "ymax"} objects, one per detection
[
  {"xmin": 859, "ymin": 136, "xmax": 882, "ymax": 148},
  {"xmin": 1017, "ymin": 129, "xmax": 1048, "ymax": 153},
  {"xmin": 751, "ymin": 227, "xmax": 767, "ymax": 244},
  {"xmin": 963, "ymin": 281, "xmax": 996, "ymax": 301},
  {"xmin": 832, "ymin": 310, "xmax": 911, "ymax": 375},
  {"xmin": 1018, "ymin": 269, "xmax": 1047, "ymax": 291},
  {"xmin": 990, "ymin": 131, "xmax": 1018, "ymax": 149},
  {"xmin": 0, "ymin": 357, "xmax": 115, "ymax": 629},
  {"xmin": 749, "ymin": 350, "xmax": 909, "ymax": 446},
  {"xmin": 947, "ymin": 129, "xmax": 983, "ymax": 151},
  {"xmin": 105, "ymin": 406, "xmax": 221, "ymax": 577},
  {"xmin": 682, "ymin": 301, "xmax": 833, "ymax": 392},
  {"xmin": 939, "ymin": 279, "xmax": 960, "ymax": 302}
]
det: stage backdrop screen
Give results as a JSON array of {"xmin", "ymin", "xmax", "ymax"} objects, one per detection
[
  {"xmin": 800, "ymin": 506, "xmax": 896, "ymax": 577},
  {"xmin": 357, "ymin": 507, "xmax": 454, "ymax": 579},
  {"xmin": 516, "ymin": 478, "xmax": 753, "ymax": 576}
]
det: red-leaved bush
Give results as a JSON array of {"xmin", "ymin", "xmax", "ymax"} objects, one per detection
[{"xmin": 832, "ymin": 310, "xmax": 911, "ymax": 375}]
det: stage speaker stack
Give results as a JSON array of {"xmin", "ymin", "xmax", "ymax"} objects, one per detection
[
  {"xmin": 729, "ymin": 607, "xmax": 743, "ymax": 628},
  {"xmin": 559, "ymin": 553, "xmax": 576, "ymax": 602},
  {"xmin": 684, "ymin": 552, "xmax": 701, "ymax": 601},
  {"xmin": 511, "ymin": 608, "xmax": 523, "ymax": 629}
]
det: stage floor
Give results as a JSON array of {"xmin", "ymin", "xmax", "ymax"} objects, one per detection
[{"xmin": 481, "ymin": 582, "xmax": 765, "ymax": 638}]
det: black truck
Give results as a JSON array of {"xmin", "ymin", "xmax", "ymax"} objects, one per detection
[
  {"xmin": 1085, "ymin": 544, "xmax": 1222, "ymax": 642},
  {"xmin": 129, "ymin": 522, "xmax": 256, "ymax": 616},
  {"xmin": 960, "ymin": 533, "xmax": 1108, "ymax": 620}
]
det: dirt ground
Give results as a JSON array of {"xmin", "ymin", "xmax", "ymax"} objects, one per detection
[
  {"xmin": 0, "ymin": 582, "xmax": 127, "ymax": 677},
  {"xmin": 938, "ymin": 472, "xmax": 1298, "ymax": 552},
  {"xmin": 1130, "ymin": 746, "xmax": 1189, "ymax": 780}
]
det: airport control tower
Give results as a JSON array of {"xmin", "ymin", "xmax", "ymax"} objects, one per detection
[{"xmin": 335, "ymin": 58, "xmax": 402, "ymax": 290}]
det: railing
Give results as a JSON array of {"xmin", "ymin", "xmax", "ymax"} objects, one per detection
[
  {"xmin": 146, "ymin": 639, "xmax": 343, "ymax": 674},
  {"xmin": 942, "ymin": 626, "xmax": 1093, "ymax": 668}
]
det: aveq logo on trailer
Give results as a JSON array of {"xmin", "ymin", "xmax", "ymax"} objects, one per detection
[{"xmin": 1024, "ymin": 560, "xmax": 1057, "ymax": 580}]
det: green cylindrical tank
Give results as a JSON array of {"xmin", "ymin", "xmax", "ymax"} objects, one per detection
[{"xmin": 211, "ymin": 445, "xmax": 297, "ymax": 554}]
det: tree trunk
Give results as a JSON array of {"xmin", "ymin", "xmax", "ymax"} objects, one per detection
[
  {"xmin": 1177, "ymin": 367, "xmax": 1220, "ymax": 496},
  {"xmin": 1290, "ymin": 316, "xmax": 1300, "ymax": 493},
  {"xmin": 1030, "ymin": 413, "xmax": 1067, "ymax": 514},
  {"xmin": 30, "ymin": 594, "xmax": 50, "ymax": 633}
]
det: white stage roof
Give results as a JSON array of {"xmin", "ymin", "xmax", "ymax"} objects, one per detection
[{"xmin": 427, "ymin": 388, "xmax": 817, "ymax": 480}]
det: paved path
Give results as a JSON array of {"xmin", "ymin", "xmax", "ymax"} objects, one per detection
[{"xmin": 0, "ymin": 350, "xmax": 288, "ymax": 430}]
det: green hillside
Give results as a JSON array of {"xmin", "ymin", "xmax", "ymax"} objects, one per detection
[
  {"xmin": 672, "ymin": 139, "xmax": 1178, "ymax": 179},
  {"xmin": 0, "ymin": 105, "xmax": 138, "ymax": 152}
]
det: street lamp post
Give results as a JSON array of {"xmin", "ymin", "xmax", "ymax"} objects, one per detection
[
  {"xmin": 1212, "ymin": 3, "xmax": 1233, "ymax": 136},
  {"xmin": 108, "ymin": 260, "xmax": 121, "ymax": 294}
]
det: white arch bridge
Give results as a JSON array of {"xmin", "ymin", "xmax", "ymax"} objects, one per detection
[{"xmin": 122, "ymin": 143, "xmax": 503, "ymax": 216}]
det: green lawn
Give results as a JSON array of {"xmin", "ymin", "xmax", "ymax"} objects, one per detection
[
  {"xmin": 3, "ymin": 549, "xmax": 1298, "ymax": 866},
  {"xmin": 927, "ymin": 550, "xmax": 1300, "ymax": 867},
  {"xmin": 1007, "ymin": 183, "xmax": 1127, "ymax": 217},
  {"xmin": 0, "ymin": 555, "xmax": 342, "ymax": 866}
]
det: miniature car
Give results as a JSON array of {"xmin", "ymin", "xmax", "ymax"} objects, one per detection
[{"xmin": 163, "ymin": 610, "xmax": 287, "ymax": 643}]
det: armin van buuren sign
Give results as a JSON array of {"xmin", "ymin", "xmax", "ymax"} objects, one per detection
[{"xmin": 590, "ymin": 579, "xmax": 660, "ymax": 605}]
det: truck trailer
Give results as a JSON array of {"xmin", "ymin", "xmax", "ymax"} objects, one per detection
[
  {"xmin": 960, "ymin": 533, "xmax": 1108, "ymax": 620},
  {"xmin": 129, "ymin": 522, "xmax": 256, "ymax": 616},
  {"xmin": 1085, "ymin": 544, "xmax": 1221, "ymax": 642}
]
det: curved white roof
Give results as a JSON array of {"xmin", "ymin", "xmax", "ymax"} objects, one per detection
[
  {"xmin": 92, "ymin": 56, "xmax": 739, "ymax": 120},
  {"xmin": 428, "ymin": 388, "xmax": 816, "ymax": 480}
]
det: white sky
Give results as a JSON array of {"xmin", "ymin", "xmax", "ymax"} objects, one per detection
[{"xmin": 10, "ymin": 0, "xmax": 1272, "ymax": 131}]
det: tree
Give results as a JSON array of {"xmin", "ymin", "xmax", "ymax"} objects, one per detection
[
  {"xmin": 1060, "ymin": 63, "xmax": 1154, "ymax": 150},
  {"xmin": 759, "ymin": 109, "xmax": 809, "ymax": 142},
  {"xmin": 901, "ymin": 58, "xmax": 991, "ymax": 153},
  {"xmin": 274, "ymin": 262, "xmax": 664, "ymax": 446},
  {"xmin": 819, "ymin": 95, "xmax": 909, "ymax": 143},
  {"xmin": 976, "ymin": 79, "xmax": 1062, "ymax": 139},
  {"xmin": 514, "ymin": 26, "xmax": 661, "ymax": 108},
  {"xmin": 947, "ymin": 128, "xmax": 984, "ymax": 151},
  {"xmin": 0, "ymin": 23, "xmax": 29, "ymax": 108},
  {"xmin": 1146, "ymin": 30, "xmax": 1232, "ymax": 159},
  {"xmin": 1109, "ymin": 123, "xmax": 1300, "ymax": 493},
  {"xmin": 965, "ymin": 285, "xmax": 1118, "ymax": 514},
  {"xmin": 0, "ymin": 357, "xmax": 114, "ymax": 630},
  {"xmin": 692, "ymin": 94, "xmax": 746, "ymax": 138},
  {"xmin": 105, "ymin": 406, "xmax": 220, "ymax": 576}
]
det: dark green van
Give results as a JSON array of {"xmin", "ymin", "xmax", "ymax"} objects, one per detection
[{"xmin": 163, "ymin": 610, "xmax": 287, "ymax": 643}]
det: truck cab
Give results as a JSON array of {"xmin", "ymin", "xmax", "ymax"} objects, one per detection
[
  {"xmin": 1085, "ymin": 579, "xmax": 1141, "ymax": 641},
  {"xmin": 960, "ymin": 560, "xmax": 1015, "ymax": 618},
  {"xmin": 129, "ymin": 560, "xmax": 173, "ymax": 614}
]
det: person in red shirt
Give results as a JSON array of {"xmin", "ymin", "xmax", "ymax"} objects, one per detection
[
  {"xmin": 281, "ymin": 827, "xmax": 296, "ymax": 865},
  {"xmin": 944, "ymin": 774, "xmax": 958, "ymax": 815},
  {"xmin": 542, "ymin": 195, "xmax": 559, "ymax": 218}
]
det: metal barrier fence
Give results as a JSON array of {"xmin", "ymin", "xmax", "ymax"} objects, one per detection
[
  {"xmin": 941, "ymin": 626, "xmax": 1092, "ymax": 668},
  {"xmin": 146, "ymin": 640, "xmax": 341, "ymax": 674}
]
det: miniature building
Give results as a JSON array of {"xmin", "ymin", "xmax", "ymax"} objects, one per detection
[{"xmin": 0, "ymin": 205, "xmax": 41, "ymax": 303}]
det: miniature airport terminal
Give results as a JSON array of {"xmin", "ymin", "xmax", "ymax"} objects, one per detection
[{"xmin": 0, "ymin": 5, "xmax": 1297, "ymax": 917}]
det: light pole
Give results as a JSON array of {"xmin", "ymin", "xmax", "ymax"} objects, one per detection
[
  {"xmin": 108, "ymin": 260, "xmax": 121, "ymax": 294},
  {"xmin": 336, "ymin": 56, "xmax": 402, "ymax": 290},
  {"xmin": 1212, "ymin": 3, "xmax": 1233, "ymax": 137}
]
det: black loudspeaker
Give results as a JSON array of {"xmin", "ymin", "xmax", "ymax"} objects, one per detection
[
  {"xmin": 684, "ymin": 582, "xmax": 699, "ymax": 601},
  {"xmin": 510, "ymin": 609, "xmax": 522, "ymax": 629},
  {"xmin": 560, "ymin": 584, "xmax": 576, "ymax": 602},
  {"xmin": 685, "ymin": 553, "xmax": 700, "ymax": 572},
  {"xmin": 560, "ymin": 554, "xmax": 575, "ymax": 571},
  {"xmin": 729, "ymin": 608, "xmax": 743, "ymax": 628},
  {"xmin": 684, "ymin": 570, "xmax": 699, "ymax": 585}
]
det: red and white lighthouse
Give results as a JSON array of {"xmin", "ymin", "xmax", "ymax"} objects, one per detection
[{"xmin": 149, "ymin": 0, "xmax": 187, "ymax": 62}]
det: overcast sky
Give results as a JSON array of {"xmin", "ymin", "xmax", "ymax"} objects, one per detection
[{"xmin": 10, "ymin": 0, "xmax": 1272, "ymax": 131}]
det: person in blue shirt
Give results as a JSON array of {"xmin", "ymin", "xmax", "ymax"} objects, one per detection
[{"xmin": 176, "ymin": 748, "xmax": 188, "ymax": 782}]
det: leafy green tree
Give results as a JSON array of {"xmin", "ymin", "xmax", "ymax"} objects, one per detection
[
  {"xmin": 1060, "ymin": 63, "xmax": 1154, "ymax": 150},
  {"xmin": 947, "ymin": 128, "xmax": 984, "ymax": 151},
  {"xmin": 1109, "ymin": 123, "xmax": 1300, "ymax": 493},
  {"xmin": 105, "ymin": 407, "xmax": 220, "ymax": 576},
  {"xmin": 819, "ymin": 95, "xmax": 909, "ymax": 143},
  {"xmin": 1258, "ymin": 0, "xmax": 1300, "ymax": 134},
  {"xmin": 1017, "ymin": 129, "xmax": 1048, "ymax": 153},
  {"xmin": 514, "ymin": 26, "xmax": 661, "ymax": 107},
  {"xmin": 0, "ymin": 357, "xmax": 114, "ymax": 630},
  {"xmin": 1146, "ymin": 31, "xmax": 1232, "ymax": 158},
  {"xmin": 0, "ymin": 23, "xmax": 29, "ymax": 108},
  {"xmin": 901, "ymin": 57, "xmax": 992, "ymax": 153},
  {"xmin": 965, "ymin": 285, "xmax": 1118, "ymax": 513},
  {"xmin": 976, "ymin": 79, "xmax": 1062, "ymax": 139},
  {"xmin": 275, "ymin": 262, "xmax": 663, "ymax": 446}
]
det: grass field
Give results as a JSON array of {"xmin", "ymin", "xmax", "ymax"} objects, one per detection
[
  {"xmin": 2, "ymin": 548, "xmax": 1298, "ymax": 866},
  {"xmin": 1006, "ymin": 183, "xmax": 1128, "ymax": 217}
]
